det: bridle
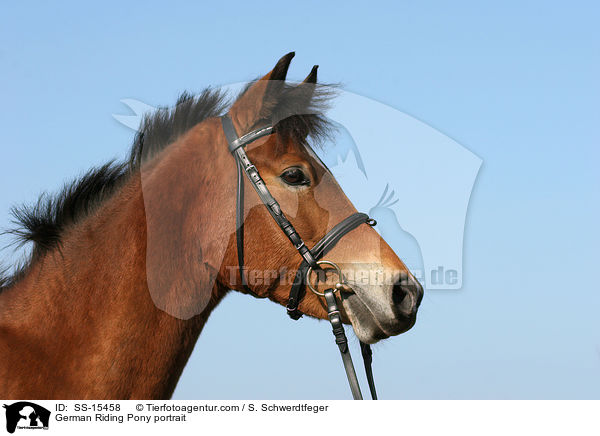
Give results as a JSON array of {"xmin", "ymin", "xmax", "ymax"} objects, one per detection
[{"xmin": 221, "ymin": 114, "xmax": 378, "ymax": 400}]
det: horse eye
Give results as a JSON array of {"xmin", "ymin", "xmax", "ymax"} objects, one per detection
[{"xmin": 280, "ymin": 167, "xmax": 310, "ymax": 186}]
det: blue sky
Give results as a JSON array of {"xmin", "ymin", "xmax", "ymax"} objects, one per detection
[{"xmin": 1, "ymin": 1, "xmax": 598, "ymax": 398}]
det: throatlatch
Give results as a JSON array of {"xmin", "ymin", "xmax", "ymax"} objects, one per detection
[{"xmin": 221, "ymin": 113, "xmax": 378, "ymax": 400}]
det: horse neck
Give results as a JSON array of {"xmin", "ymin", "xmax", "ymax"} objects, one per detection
[{"xmin": 0, "ymin": 124, "xmax": 232, "ymax": 399}]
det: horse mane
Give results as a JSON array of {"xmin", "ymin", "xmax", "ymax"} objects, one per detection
[{"xmin": 0, "ymin": 83, "xmax": 335, "ymax": 290}]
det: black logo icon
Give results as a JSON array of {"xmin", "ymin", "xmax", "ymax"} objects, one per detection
[{"xmin": 3, "ymin": 402, "xmax": 50, "ymax": 434}]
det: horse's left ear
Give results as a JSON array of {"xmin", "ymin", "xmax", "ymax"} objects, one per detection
[
  {"xmin": 229, "ymin": 52, "xmax": 295, "ymax": 132},
  {"xmin": 270, "ymin": 64, "xmax": 319, "ymax": 129},
  {"xmin": 286, "ymin": 64, "xmax": 318, "ymax": 107}
]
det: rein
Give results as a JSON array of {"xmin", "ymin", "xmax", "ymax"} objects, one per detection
[{"xmin": 221, "ymin": 114, "xmax": 378, "ymax": 400}]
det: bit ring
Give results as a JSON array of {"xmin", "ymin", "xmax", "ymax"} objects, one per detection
[{"xmin": 306, "ymin": 260, "xmax": 344, "ymax": 296}]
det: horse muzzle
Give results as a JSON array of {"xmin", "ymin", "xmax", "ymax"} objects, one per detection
[{"xmin": 340, "ymin": 271, "xmax": 424, "ymax": 344}]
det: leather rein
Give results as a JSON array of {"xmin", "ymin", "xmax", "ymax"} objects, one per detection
[{"xmin": 221, "ymin": 114, "xmax": 378, "ymax": 400}]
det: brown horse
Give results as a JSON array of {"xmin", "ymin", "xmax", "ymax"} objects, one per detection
[{"xmin": 0, "ymin": 53, "xmax": 422, "ymax": 399}]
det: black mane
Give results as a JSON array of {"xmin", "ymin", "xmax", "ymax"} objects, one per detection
[{"xmin": 0, "ymin": 83, "xmax": 335, "ymax": 289}]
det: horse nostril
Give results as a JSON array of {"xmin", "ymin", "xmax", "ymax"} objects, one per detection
[
  {"xmin": 392, "ymin": 275, "xmax": 423, "ymax": 316},
  {"xmin": 392, "ymin": 281, "xmax": 408, "ymax": 307}
]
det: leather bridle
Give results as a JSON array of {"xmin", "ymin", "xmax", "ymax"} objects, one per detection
[{"xmin": 221, "ymin": 114, "xmax": 378, "ymax": 400}]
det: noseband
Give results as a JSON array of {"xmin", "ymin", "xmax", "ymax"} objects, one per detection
[{"xmin": 221, "ymin": 114, "xmax": 378, "ymax": 400}]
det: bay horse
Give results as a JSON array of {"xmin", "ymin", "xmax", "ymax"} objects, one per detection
[{"xmin": 0, "ymin": 53, "xmax": 423, "ymax": 399}]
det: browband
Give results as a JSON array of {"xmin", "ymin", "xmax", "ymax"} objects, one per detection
[{"xmin": 222, "ymin": 115, "xmax": 274, "ymax": 153}]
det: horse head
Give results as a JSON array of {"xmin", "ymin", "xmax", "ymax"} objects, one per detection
[{"xmin": 218, "ymin": 53, "xmax": 423, "ymax": 343}]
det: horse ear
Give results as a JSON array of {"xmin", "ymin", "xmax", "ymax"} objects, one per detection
[
  {"xmin": 229, "ymin": 52, "xmax": 295, "ymax": 131},
  {"xmin": 276, "ymin": 65, "xmax": 318, "ymax": 121}
]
